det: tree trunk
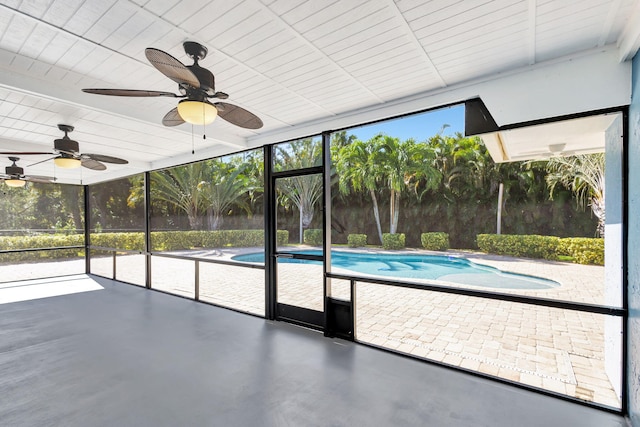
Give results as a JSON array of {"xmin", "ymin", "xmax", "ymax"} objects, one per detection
[
  {"xmin": 90, "ymin": 194, "xmax": 108, "ymax": 231},
  {"xmin": 370, "ymin": 189, "xmax": 383, "ymax": 244},
  {"xmin": 63, "ymin": 186, "xmax": 82, "ymax": 232},
  {"xmin": 390, "ymin": 190, "xmax": 400, "ymax": 234},
  {"xmin": 299, "ymin": 204, "xmax": 303, "ymax": 244},
  {"xmin": 188, "ymin": 205, "xmax": 202, "ymax": 229},
  {"xmin": 207, "ymin": 207, "xmax": 223, "ymax": 230}
]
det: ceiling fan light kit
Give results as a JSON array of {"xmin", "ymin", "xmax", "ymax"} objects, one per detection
[
  {"xmin": 177, "ymin": 99, "xmax": 218, "ymax": 125},
  {"xmin": 54, "ymin": 156, "xmax": 81, "ymax": 169},
  {"xmin": 5, "ymin": 178, "xmax": 26, "ymax": 187}
]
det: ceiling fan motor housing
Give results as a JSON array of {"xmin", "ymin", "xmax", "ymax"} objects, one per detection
[
  {"xmin": 187, "ymin": 65, "xmax": 215, "ymax": 95},
  {"xmin": 6, "ymin": 164, "xmax": 23, "ymax": 176},
  {"xmin": 54, "ymin": 137, "xmax": 79, "ymax": 154}
]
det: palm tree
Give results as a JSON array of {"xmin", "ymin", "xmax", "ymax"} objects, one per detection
[
  {"xmin": 373, "ymin": 135, "xmax": 441, "ymax": 234},
  {"xmin": 545, "ymin": 153, "xmax": 605, "ymax": 236},
  {"xmin": 274, "ymin": 138, "xmax": 323, "ymax": 243},
  {"xmin": 201, "ymin": 160, "xmax": 254, "ymax": 230},
  {"xmin": 150, "ymin": 162, "xmax": 208, "ymax": 229},
  {"xmin": 334, "ymin": 138, "xmax": 385, "ymax": 244},
  {"xmin": 277, "ymin": 174, "xmax": 323, "ymax": 243}
]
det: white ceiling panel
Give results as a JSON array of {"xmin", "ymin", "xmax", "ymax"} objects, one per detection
[
  {"xmin": 41, "ymin": 0, "xmax": 84, "ymax": 28},
  {"xmin": 0, "ymin": 0, "xmax": 638, "ymax": 185},
  {"xmin": 63, "ymin": 0, "xmax": 119, "ymax": 36}
]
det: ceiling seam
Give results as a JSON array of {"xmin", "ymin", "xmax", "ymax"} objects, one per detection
[
  {"xmin": 527, "ymin": 0, "xmax": 536, "ymax": 65},
  {"xmin": 254, "ymin": 0, "xmax": 386, "ymax": 104},
  {"xmin": 0, "ymin": 3, "xmax": 149, "ymax": 66},
  {"xmin": 617, "ymin": 0, "xmax": 640, "ymax": 61},
  {"xmin": 384, "ymin": 0, "xmax": 447, "ymax": 88},
  {"xmin": 598, "ymin": 0, "xmax": 622, "ymax": 47}
]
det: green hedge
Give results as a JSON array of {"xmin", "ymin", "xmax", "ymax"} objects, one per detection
[
  {"xmin": 477, "ymin": 234, "xmax": 604, "ymax": 265},
  {"xmin": 150, "ymin": 230, "xmax": 287, "ymax": 250},
  {"xmin": 0, "ymin": 234, "xmax": 85, "ymax": 263},
  {"xmin": 303, "ymin": 229, "xmax": 323, "ymax": 246},
  {"xmin": 382, "ymin": 233, "xmax": 405, "ymax": 250},
  {"xmin": 476, "ymin": 234, "xmax": 559, "ymax": 260},
  {"xmin": 421, "ymin": 232, "xmax": 449, "ymax": 251},
  {"xmin": 557, "ymin": 237, "xmax": 604, "ymax": 265},
  {"xmin": 91, "ymin": 232, "xmax": 145, "ymax": 250},
  {"xmin": 1, "ymin": 230, "xmax": 289, "ymax": 263},
  {"xmin": 347, "ymin": 234, "xmax": 367, "ymax": 248}
]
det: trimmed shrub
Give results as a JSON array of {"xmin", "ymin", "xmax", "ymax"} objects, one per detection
[
  {"xmin": 303, "ymin": 229, "xmax": 323, "ymax": 246},
  {"xmin": 91, "ymin": 232, "xmax": 145, "ymax": 251},
  {"xmin": 476, "ymin": 234, "xmax": 559, "ymax": 260},
  {"xmin": 420, "ymin": 232, "xmax": 449, "ymax": 251},
  {"xmin": 558, "ymin": 237, "xmax": 604, "ymax": 265},
  {"xmin": 347, "ymin": 234, "xmax": 367, "ymax": 248},
  {"xmin": 276, "ymin": 230, "xmax": 289, "ymax": 246},
  {"xmin": 382, "ymin": 233, "xmax": 405, "ymax": 250},
  {"xmin": 150, "ymin": 230, "xmax": 273, "ymax": 251},
  {"xmin": 0, "ymin": 234, "xmax": 85, "ymax": 263}
]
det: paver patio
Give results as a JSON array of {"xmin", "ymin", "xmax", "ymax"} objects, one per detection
[{"xmin": 0, "ymin": 247, "xmax": 620, "ymax": 408}]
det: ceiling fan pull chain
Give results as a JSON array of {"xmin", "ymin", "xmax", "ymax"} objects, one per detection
[
  {"xmin": 191, "ymin": 124, "xmax": 195, "ymax": 155},
  {"xmin": 202, "ymin": 102, "xmax": 207, "ymax": 141}
]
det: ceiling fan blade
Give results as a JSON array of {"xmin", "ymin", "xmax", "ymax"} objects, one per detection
[
  {"xmin": 82, "ymin": 88, "xmax": 180, "ymax": 97},
  {"xmin": 145, "ymin": 48, "xmax": 200, "ymax": 88},
  {"xmin": 83, "ymin": 154, "xmax": 128, "ymax": 164},
  {"xmin": 211, "ymin": 91, "xmax": 229, "ymax": 99},
  {"xmin": 81, "ymin": 158, "xmax": 107, "ymax": 171},
  {"xmin": 215, "ymin": 102, "xmax": 263, "ymax": 129},
  {"xmin": 162, "ymin": 107, "xmax": 185, "ymax": 127},
  {"xmin": 27, "ymin": 156, "xmax": 57, "ymax": 167},
  {"xmin": 25, "ymin": 176, "xmax": 56, "ymax": 183},
  {"xmin": 0, "ymin": 152, "xmax": 52, "ymax": 155}
]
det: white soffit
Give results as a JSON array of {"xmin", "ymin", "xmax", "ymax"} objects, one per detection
[{"xmin": 481, "ymin": 113, "xmax": 620, "ymax": 163}]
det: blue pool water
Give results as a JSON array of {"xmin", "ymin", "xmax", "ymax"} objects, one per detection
[{"xmin": 232, "ymin": 250, "xmax": 560, "ymax": 290}]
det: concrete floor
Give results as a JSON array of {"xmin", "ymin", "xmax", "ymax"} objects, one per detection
[{"xmin": 0, "ymin": 275, "xmax": 627, "ymax": 427}]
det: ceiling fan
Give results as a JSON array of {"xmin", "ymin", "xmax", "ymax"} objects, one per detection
[
  {"xmin": 0, "ymin": 124, "xmax": 128, "ymax": 171},
  {"xmin": 82, "ymin": 41, "xmax": 263, "ymax": 130},
  {"xmin": 511, "ymin": 143, "xmax": 577, "ymax": 160},
  {"xmin": 1, "ymin": 157, "xmax": 56, "ymax": 188}
]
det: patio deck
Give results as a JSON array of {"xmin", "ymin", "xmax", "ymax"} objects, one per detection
[{"xmin": 0, "ymin": 248, "xmax": 619, "ymax": 408}]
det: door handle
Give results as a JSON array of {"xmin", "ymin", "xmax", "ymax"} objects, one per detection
[{"xmin": 276, "ymin": 253, "xmax": 294, "ymax": 258}]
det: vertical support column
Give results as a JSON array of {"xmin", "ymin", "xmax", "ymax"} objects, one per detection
[
  {"xmin": 144, "ymin": 171, "xmax": 152, "ymax": 289},
  {"xmin": 195, "ymin": 260, "xmax": 200, "ymax": 301},
  {"xmin": 323, "ymin": 131, "xmax": 332, "ymax": 335},
  {"xmin": 84, "ymin": 184, "xmax": 90, "ymax": 274},
  {"xmin": 351, "ymin": 279, "xmax": 357, "ymax": 341},
  {"xmin": 264, "ymin": 145, "xmax": 276, "ymax": 319},
  {"xmin": 621, "ymin": 108, "xmax": 629, "ymax": 415}
]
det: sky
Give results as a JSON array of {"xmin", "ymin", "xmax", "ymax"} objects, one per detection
[{"xmin": 347, "ymin": 103, "xmax": 465, "ymax": 142}]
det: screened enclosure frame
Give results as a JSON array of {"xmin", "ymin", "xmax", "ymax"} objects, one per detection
[{"xmin": 9, "ymin": 101, "xmax": 622, "ymax": 414}]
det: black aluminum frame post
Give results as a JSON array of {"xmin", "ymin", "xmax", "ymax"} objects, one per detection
[
  {"xmin": 84, "ymin": 184, "xmax": 90, "ymax": 274},
  {"xmin": 264, "ymin": 145, "xmax": 276, "ymax": 320},
  {"xmin": 322, "ymin": 131, "xmax": 332, "ymax": 337},
  {"xmin": 144, "ymin": 171, "xmax": 152, "ymax": 289}
]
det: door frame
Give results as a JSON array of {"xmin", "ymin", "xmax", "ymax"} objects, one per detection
[{"xmin": 264, "ymin": 136, "xmax": 330, "ymax": 330}]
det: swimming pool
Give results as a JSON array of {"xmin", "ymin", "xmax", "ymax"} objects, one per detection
[{"xmin": 231, "ymin": 250, "xmax": 560, "ymax": 290}]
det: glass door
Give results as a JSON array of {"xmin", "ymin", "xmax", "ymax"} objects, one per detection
[{"xmin": 273, "ymin": 172, "xmax": 325, "ymax": 328}]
